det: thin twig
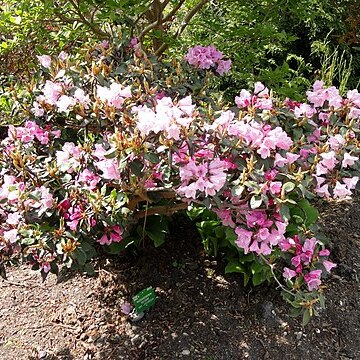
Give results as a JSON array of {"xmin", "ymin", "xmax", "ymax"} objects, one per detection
[
  {"xmin": 134, "ymin": 202, "xmax": 189, "ymax": 220},
  {"xmin": 259, "ymin": 254, "xmax": 296, "ymax": 297},
  {"xmin": 1, "ymin": 279, "xmax": 46, "ymax": 289},
  {"xmin": 155, "ymin": 0, "xmax": 209, "ymax": 56}
]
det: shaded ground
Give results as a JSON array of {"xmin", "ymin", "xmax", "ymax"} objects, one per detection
[{"xmin": 0, "ymin": 197, "xmax": 360, "ymax": 360}]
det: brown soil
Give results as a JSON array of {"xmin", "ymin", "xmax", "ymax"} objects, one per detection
[{"xmin": 1, "ymin": 197, "xmax": 360, "ymax": 360}]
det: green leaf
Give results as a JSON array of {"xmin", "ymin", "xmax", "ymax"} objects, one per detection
[
  {"xmin": 251, "ymin": 261, "xmax": 263, "ymax": 274},
  {"xmin": 289, "ymin": 307, "xmax": 302, "ymax": 317},
  {"xmin": 21, "ymin": 237, "xmax": 36, "ymax": 246},
  {"xmin": 145, "ymin": 215, "xmax": 169, "ymax": 247},
  {"xmin": 297, "ymin": 199, "xmax": 319, "ymax": 226},
  {"xmin": 225, "ymin": 259, "xmax": 246, "ymax": 274},
  {"xmin": 302, "ymin": 308, "xmax": 311, "ymax": 326},
  {"xmin": 225, "ymin": 227, "xmax": 237, "ymax": 243},
  {"xmin": 129, "ymin": 159, "xmax": 143, "ymax": 177},
  {"xmin": 144, "ymin": 152, "xmax": 160, "ymax": 164},
  {"xmin": 83, "ymin": 263, "xmax": 95, "ymax": 276},
  {"xmin": 10, "ymin": 16, "xmax": 21, "ymax": 24},
  {"xmin": 243, "ymin": 273, "xmax": 250, "ymax": 286},
  {"xmin": 282, "ymin": 182, "xmax": 295, "ymax": 193},
  {"xmin": 252, "ymin": 272, "xmax": 266, "ymax": 286},
  {"xmin": 279, "ymin": 204, "xmax": 290, "ymax": 222},
  {"xmin": 250, "ymin": 196, "xmax": 262, "ymax": 209},
  {"xmin": 231, "ymin": 185, "xmax": 244, "ymax": 197},
  {"xmin": 107, "ymin": 236, "xmax": 134, "ymax": 254},
  {"xmin": 72, "ymin": 248, "xmax": 87, "ymax": 265}
]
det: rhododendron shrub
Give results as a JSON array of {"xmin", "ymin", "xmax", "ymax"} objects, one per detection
[{"xmin": 1, "ymin": 43, "xmax": 359, "ymax": 323}]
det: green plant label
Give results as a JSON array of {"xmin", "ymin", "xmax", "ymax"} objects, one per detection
[{"xmin": 133, "ymin": 287, "xmax": 156, "ymax": 313}]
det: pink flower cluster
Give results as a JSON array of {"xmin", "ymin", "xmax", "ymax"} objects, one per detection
[
  {"xmin": 98, "ymin": 225, "xmax": 123, "ymax": 245},
  {"xmin": 185, "ymin": 45, "xmax": 231, "ymax": 75},
  {"xmin": 306, "ymin": 81, "xmax": 360, "ymax": 119},
  {"xmin": 96, "ymin": 83, "xmax": 132, "ymax": 109},
  {"xmin": 32, "ymin": 79, "xmax": 93, "ymax": 115},
  {"xmin": 56, "ymin": 142, "xmax": 83, "ymax": 173},
  {"xmin": 58, "ymin": 199, "xmax": 96, "ymax": 231},
  {"xmin": 135, "ymin": 96, "xmax": 195, "ymax": 140},
  {"xmin": 6, "ymin": 121, "xmax": 60, "ymax": 145},
  {"xmin": 280, "ymin": 236, "xmax": 336, "ymax": 291},
  {"xmin": 235, "ymin": 82, "xmax": 273, "ymax": 110},
  {"xmin": 177, "ymin": 158, "xmax": 227, "ymax": 198},
  {"xmin": 235, "ymin": 209, "xmax": 287, "ymax": 255},
  {"xmin": 306, "ymin": 80, "xmax": 343, "ymax": 108}
]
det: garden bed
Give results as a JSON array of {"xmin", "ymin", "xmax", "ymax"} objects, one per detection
[{"xmin": 0, "ymin": 196, "xmax": 359, "ymax": 360}]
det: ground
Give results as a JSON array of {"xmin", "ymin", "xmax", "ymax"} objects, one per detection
[{"xmin": 0, "ymin": 196, "xmax": 360, "ymax": 360}]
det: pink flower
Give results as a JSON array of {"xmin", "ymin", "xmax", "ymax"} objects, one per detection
[
  {"xmin": 77, "ymin": 169, "xmax": 100, "ymax": 190},
  {"xmin": 40, "ymin": 187, "xmax": 54, "ymax": 209},
  {"xmin": 98, "ymin": 233, "xmax": 111, "ymax": 245},
  {"xmin": 342, "ymin": 152, "xmax": 358, "ymax": 168},
  {"xmin": 121, "ymin": 302, "xmax": 133, "ymax": 315},
  {"xmin": 185, "ymin": 45, "xmax": 224, "ymax": 70},
  {"xmin": 278, "ymin": 237, "xmax": 295, "ymax": 252},
  {"xmin": 286, "ymin": 153, "xmax": 300, "ymax": 164},
  {"xmin": 294, "ymin": 103, "xmax": 316, "ymax": 118},
  {"xmin": 110, "ymin": 225, "xmax": 123, "ymax": 243},
  {"xmin": 320, "ymin": 151, "xmax": 338, "ymax": 171},
  {"xmin": 235, "ymin": 89, "xmax": 252, "ymax": 108},
  {"xmin": 347, "ymin": 89, "xmax": 360, "ymax": 107},
  {"xmin": 37, "ymin": 55, "xmax": 52, "ymax": 68},
  {"xmin": 307, "ymin": 128, "xmax": 321, "ymax": 143},
  {"xmin": 177, "ymin": 96, "xmax": 195, "ymax": 116},
  {"xmin": 31, "ymin": 101, "xmax": 44, "ymax": 117},
  {"xmin": 254, "ymin": 82, "xmax": 269, "ymax": 97},
  {"xmin": 97, "ymin": 226, "xmax": 123, "ymax": 245},
  {"xmin": 3, "ymin": 229, "xmax": 18, "ymax": 243},
  {"xmin": 214, "ymin": 208, "xmax": 235, "ymax": 228},
  {"xmin": 304, "ymin": 269, "xmax": 322, "ymax": 291},
  {"xmin": 58, "ymin": 51, "xmax": 68, "ymax": 61},
  {"xmin": 246, "ymin": 210, "xmax": 272, "ymax": 228},
  {"xmin": 129, "ymin": 37, "xmax": 139, "ymax": 48},
  {"xmin": 56, "ymin": 142, "xmax": 82, "ymax": 173},
  {"xmin": 235, "ymin": 227, "xmax": 253, "ymax": 254},
  {"xmin": 283, "ymin": 267, "xmax": 297, "ymax": 280},
  {"xmin": 74, "ymin": 88, "xmax": 91, "ymax": 109},
  {"xmin": 319, "ymin": 249, "xmax": 330, "ymax": 257},
  {"xmin": 306, "ymin": 82, "xmax": 343, "ymax": 109},
  {"xmin": 58, "ymin": 198, "xmax": 71, "ymax": 213},
  {"xmin": 342, "ymin": 176, "xmax": 359, "ymax": 190},
  {"xmin": 57, "ymin": 95, "xmax": 76, "ymax": 112},
  {"xmin": 216, "ymin": 59, "xmax": 232, "ymax": 75},
  {"xmin": 323, "ymin": 260, "xmax": 336, "ymax": 273},
  {"xmin": 269, "ymin": 181, "xmax": 282, "ymax": 195},
  {"xmin": 96, "ymin": 83, "xmax": 132, "ymax": 109},
  {"xmin": 333, "ymin": 181, "xmax": 352, "ymax": 199},
  {"xmin": 274, "ymin": 153, "xmax": 288, "ymax": 167},
  {"xmin": 41, "ymin": 80, "xmax": 63, "ymax": 105},
  {"xmin": 7, "ymin": 212, "xmax": 22, "ymax": 225},
  {"xmin": 328, "ymin": 134, "xmax": 346, "ymax": 150},
  {"xmin": 291, "ymin": 255, "xmax": 301, "ymax": 268},
  {"xmin": 67, "ymin": 206, "xmax": 83, "ymax": 230},
  {"xmin": 349, "ymin": 107, "xmax": 360, "ymax": 119},
  {"xmin": 95, "ymin": 159, "xmax": 121, "ymax": 180}
]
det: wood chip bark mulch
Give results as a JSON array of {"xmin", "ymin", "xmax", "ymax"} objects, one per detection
[{"xmin": 1, "ymin": 197, "xmax": 360, "ymax": 359}]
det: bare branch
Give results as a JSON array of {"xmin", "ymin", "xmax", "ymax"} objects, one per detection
[
  {"xmin": 175, "ymin": 0, "xmax": 209, "ymax": 38},
  {"xmin": 66, "ymin": 0, "xmax": 108, "ymax": 38},
  {"xmin": 162, "ymin": 0, "xmax": 186, "ymax": 23},
  {"xmin": 160, "ymin": 0, "xmax": 172, "ymax": 11},
  {"xmin": 155, "ymin": 0, "xmax": 209, "ymax": 56},
  {"xmin": 139, "ymin": 0, "xmax": 186, "ymax": 40}
]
